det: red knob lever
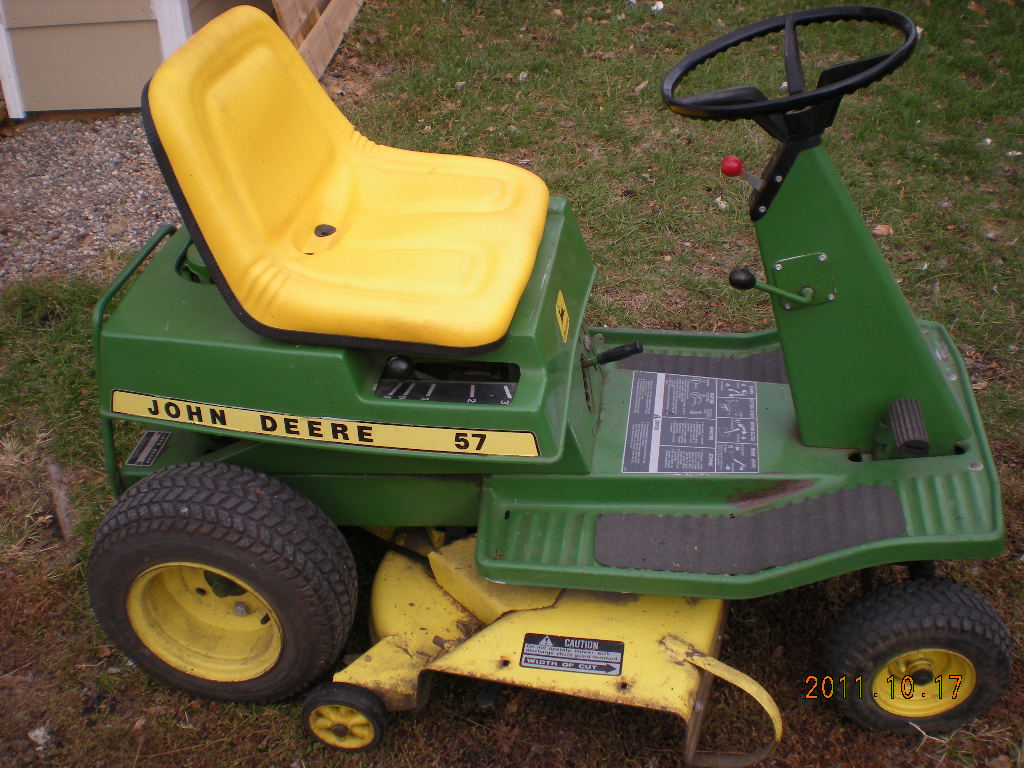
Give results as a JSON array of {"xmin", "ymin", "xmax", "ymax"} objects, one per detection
[
  {"xmin": 721, "ymin": 155, "xmax": 744, "ymax": 177},
  {"xmin": 720, "ymin": 154, "xmax": 763, "ymax": 192}
]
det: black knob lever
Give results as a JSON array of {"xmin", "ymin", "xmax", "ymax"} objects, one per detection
[
  {"xmin": 729, "ymin": 267, "xmax": 758, "ymax": 290},
  {"xmin": 383, "ymin": 355, "xmax": 415, "ymax": 379},
  {"xmin": 585, "ymin": 341, "xmax": 644, "ymax": 368}
]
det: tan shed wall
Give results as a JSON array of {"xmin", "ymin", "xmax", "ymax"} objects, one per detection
[
  {"xmin": 5, "ymin": 0, "xmax": 162, "ymax": 111},
  {"xmin": 10, "ymin": 21, "xmax": 162, "ymax": 111},
  {"xmin": 189, "ymin": 0, "xmax": 276, "ymax": 31},
  {"xmin": 1, "ymin": 0, "xmax": 336, "ymax": 115},
  {"xmin": 4, "ymin": 0, "xmax": 155, "ymax": 27}
]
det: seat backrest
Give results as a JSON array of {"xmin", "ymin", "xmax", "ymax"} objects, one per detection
[{"xmin": 143, "ymin": 5, "xmax": 354, "ymax": 311}]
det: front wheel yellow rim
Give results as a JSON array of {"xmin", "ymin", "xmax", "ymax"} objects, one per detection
[
  {"xmin": 126, "ymin": 562, "xmax": 283, "ymax": 682},
  {"xmin": 871, "ymin": 648, "xmax": 976, "ymax": 718},
  {"xmin": 308, "ymin": 704, "xmax": 378, "ymax": 749}
]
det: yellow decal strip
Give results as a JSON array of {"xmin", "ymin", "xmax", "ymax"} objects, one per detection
[{"xmin": 111, "ymin": 391, "xmax": 539, "ymax": 458}]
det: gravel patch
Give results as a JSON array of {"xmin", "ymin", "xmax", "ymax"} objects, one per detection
[{"xmin": 0, "ymin": 113, "xmax": 180, "ymax": 287}]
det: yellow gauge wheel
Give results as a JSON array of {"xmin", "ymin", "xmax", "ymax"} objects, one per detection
[
  {"xmin": 307, "ymin": 704, "xmax": 378, "ymax": 750},
  {"xmin": 871, "ymin": 648, "xmax": 976, "ymax": 718},
  {"xmin": 127, "ymin": 562, "xmax": 283, "ymax": 682},
  {"xmin": 303, "ymin": 683, "xmax": 388, "ymax": 752}
]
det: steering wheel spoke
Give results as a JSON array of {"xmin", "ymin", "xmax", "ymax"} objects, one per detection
[
  {"xmin": 816, "ymin": 52, "xmax": 890, "ymax": 88},
  {"xmin": 683, "ymin": 85, "xmax": 769, "ymax": 111},
  {"xmin": 783, "ymin": 16, "xmax": 806, "ymax": 96}
]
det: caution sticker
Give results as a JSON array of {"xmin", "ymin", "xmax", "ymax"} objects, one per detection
[
  {"xmin": 111, "ymin": 391, "xmax": 539, "ymax": 457},
  {"xmin": 555, "ymin": 290, "xmax": 570, "ymax": 343},
  {"xmin": 520, "ymin": 633, "xmax": 624, "ymax": 676}
]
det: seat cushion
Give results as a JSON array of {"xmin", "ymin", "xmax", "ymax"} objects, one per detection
[{"xmin": 144, "ymin": 5, "xmax": 549, "ymax": 353}]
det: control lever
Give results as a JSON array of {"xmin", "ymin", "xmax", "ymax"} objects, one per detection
[
  {"xmin": 584, "ymin": 341, "xmax": 644, "ymax": 368},
  {"xmin": 729, "ymin": 267, "xmax": 814, "ymax": 306},
  {"xmin": 383, "ymin": 355, "xmax": 415, "ymax": 379},
  {"xmin": 721, "ymin": 155, "xmax": 763, "ymax": 192}
]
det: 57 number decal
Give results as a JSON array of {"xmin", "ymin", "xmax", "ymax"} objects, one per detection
[{"xmin": 454, "ymin": 432, "xmax": 487, "ymax": 451}]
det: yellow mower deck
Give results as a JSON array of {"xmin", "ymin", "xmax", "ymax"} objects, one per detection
[{"xmin": 330, "ymin": 533, "xmax": 782, "ymax": 767}]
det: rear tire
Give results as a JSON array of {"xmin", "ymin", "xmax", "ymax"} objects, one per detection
[
  {"xmin": 825, "ymin": 578, "xmax": 1009, "ymax": 734},
  {"xmin": 87, "ymin": 462, "xmax": 357, "ymax": 702}
]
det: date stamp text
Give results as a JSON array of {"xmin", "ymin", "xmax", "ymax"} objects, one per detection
[{"xmin": 804, "ymin": 675, "xmax": 965, "ymax": 700}]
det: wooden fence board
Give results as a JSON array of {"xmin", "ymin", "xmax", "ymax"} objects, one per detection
[
  {"xmin": 272, "ymin": 0, "xmax": 318, "ymax": 44},
  {"xmin": 273, "ymin": 0, "xmax": 361, "ymax": 76}
]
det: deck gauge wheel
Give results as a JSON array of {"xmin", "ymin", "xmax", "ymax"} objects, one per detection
[{"xmin": 303, "ymin": 683, "xmax": 388, "ymax": 751}]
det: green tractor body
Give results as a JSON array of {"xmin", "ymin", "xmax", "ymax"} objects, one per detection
[{"xmin": 96, "ymin": 145, "xmax": 1001, "ymax": 602}]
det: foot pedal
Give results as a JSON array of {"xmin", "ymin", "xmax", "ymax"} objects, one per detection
[{"xmin": 888, "ymin": 398, "xmax": 929, "ymax": 457}]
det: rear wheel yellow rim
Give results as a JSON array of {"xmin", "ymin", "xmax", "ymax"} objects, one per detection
[
  {"xmin": 872, "ymin": 648, "xmax": 976, "ymax": 717},
  {"xmin": 307, "ymin": 704, "xmax": 377, "ymax": 749},
  {"xmin": 127, "ymin": 562, "xmax": 282, "ymax": 682}
]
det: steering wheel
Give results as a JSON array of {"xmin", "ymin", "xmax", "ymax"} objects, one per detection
[{"xmin": 661, "ymin": 6, "xmax": 917, "ymax": 122}]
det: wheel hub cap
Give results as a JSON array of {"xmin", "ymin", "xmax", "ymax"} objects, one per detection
[
  {"xmin": 126, "ymin": 562, "xmax": 283, "ymax": 682},
  {"xmin": 309, "ymin": 704, "xmax": 376, "ymax": 749},
  {"xmin": 872, "ymin": 648, "xmax": 976, "ymax": 718}
]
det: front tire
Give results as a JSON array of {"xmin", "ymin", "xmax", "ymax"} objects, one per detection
[
  {"xmin": 87, "ymin": 462, "xmax": 357, "ymax": 702},
  {"xmin": 825, "ymin": 578, "xmax": 1010, "ymax": 734}
]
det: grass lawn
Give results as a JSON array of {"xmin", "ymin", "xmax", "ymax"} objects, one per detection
[{"xmin": 1, "ymin": 1, "xmax": 1021, "ymax": 766}]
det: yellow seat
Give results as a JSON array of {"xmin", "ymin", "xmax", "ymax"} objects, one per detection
[{"xmin": 144, "ymin": 6, "xmax": 549, "ymax": 353}]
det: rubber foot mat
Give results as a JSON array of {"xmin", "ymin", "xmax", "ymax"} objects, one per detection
[
  {"xmin": 594, "ymin": 485, "xmax": 905, "ymax": 575},
  {"xmin": 619, "ymin": 350, "xmax": 788, "ymax": 384}
]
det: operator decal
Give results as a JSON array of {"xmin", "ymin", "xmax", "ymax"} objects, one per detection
[
  {"xmin": 555, "ymin": 290, "xmax": 570, "ymax": 343},
  {"xmin": 622, "ymin": 372, "xmax": 759, "ymax": 474},
  {"xmin": 520, "ymin": 633, "xmax": 624, "ymax": 676},
  {"xmin": 111, "ymin": 391, "xmax": 539, "ymax": 457}
]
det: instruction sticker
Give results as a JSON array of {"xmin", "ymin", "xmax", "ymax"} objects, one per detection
[
  {"xmin": 622, "ymin": 372, "xmax": 758, "ymax": 474},
  {"xmin": 111, "ymin": 391, "xmax": 539, "ymax": 457},
  {"xmin": 520, "ymin": 633, "xmax": 624, "ymax": 676}
]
